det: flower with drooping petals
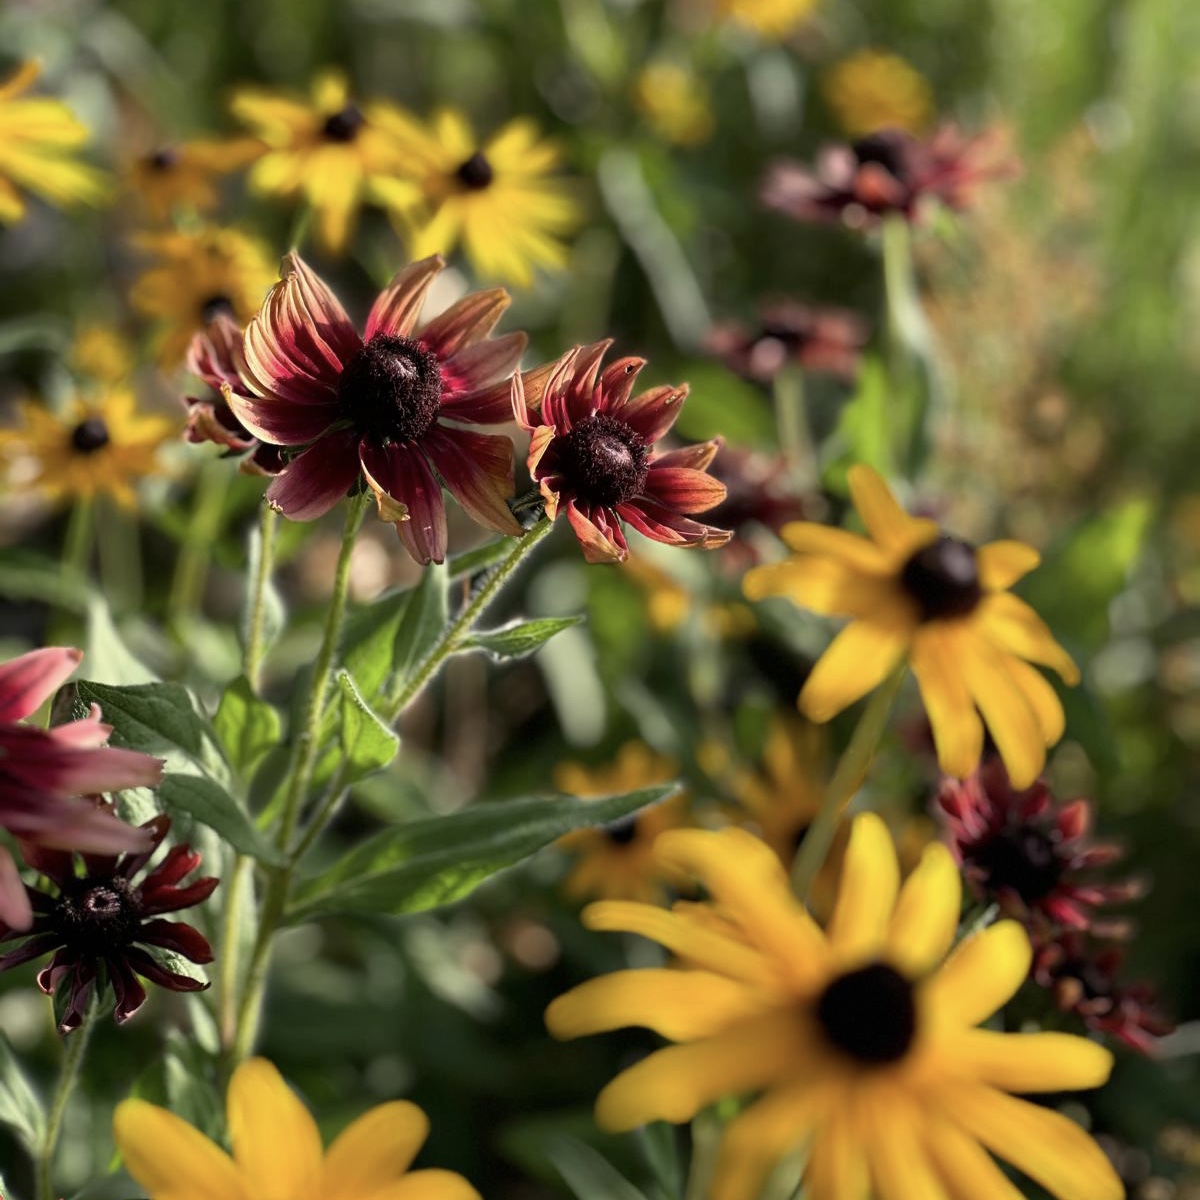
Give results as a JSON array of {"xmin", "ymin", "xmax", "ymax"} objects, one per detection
[
  {"xmin": 126, "ymin": 137, "xmax": 262, "ymax": 223},
  {"xmin": 823, "ymin": 49, "xmax": 934, "ymax": 137},
  {"xmin": 547, "ymin": 813, "xmax": 1122, "ymax": 1200},
  {"xmin": 226, "ymin": 253, "xmax": 527, "ymax": 564},
  {"xmin": 512, "ymin": 340, "xmax": 732, "ymax": 563},
  {"xmin": 0, "ymin": 60, "xmax": 109, "ymax": 224},
  {"xmin": 743, "ymin": 464, "xmax": 1078, "ymax": 787},
  {"xmin": 0, "ymin": 648, "xmax": 162, "ymax": 929},
  {"xmin": 0, "ymin": 813, "xmax": 216, "ymax": 1033},
  {"xmin": 114, "ymin": 1056, "xmax": 480, "ymax": 1200}
]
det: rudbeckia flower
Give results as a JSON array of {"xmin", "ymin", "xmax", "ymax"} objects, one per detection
[
  {"xmin": 225, "ymin": 253, "xmax": 526, "ymax": 564},
  {"xmin": 512, "ymin": 340, "xmax": 732, "ymax": 563},
  {"xmin": 632, "ymin": 62, "xmax": 714, "ymax": 147},
  {"xmin": 0, "ymin": 389, "xmax": 175, "ymax": 510},
  {"xmin": 0, "ymin": 647, "xmax": 162, "ymax": 930},
  {"xmin": 230, "ymin": 70, "xmax": 416, "ymax": 255},
  {"xmin": 126, "ymin": 137, "xmax": 262, "ymax": 223},
  {"xmin": 0, "ymin": 813, "xmax": 216, "ymax": 1033},
  {"xmin": 547, "ymin": 813, "xmax": 1122, "ymax": 1200},
  {"xmin": 715, "ymin": 0, "xmax": 818, "ymax": 39},
  {"xmin": 743, "ymin": 465, "xmax": 1077, "ymax": 788},
  {"xmin": 131, "ymin": 226, "xmax": 276, "ymax": 370},
  {"xmin": 0, "ymin": 60, "xmax": 109, "ymax": 224},
  {"xmin": 374, "ymin": 109, "xmax": 581, "ymax": 288},
  {"xmin": 822, "ymin": 49, "xmax": 934, "ymax": 137},
  {"xmin": 114, "ymin": 1057, "xmax": 480, "ymax": 1200}
]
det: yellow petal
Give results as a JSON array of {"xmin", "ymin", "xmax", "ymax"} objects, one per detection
[
  {"xmin": 805, "ymin": 1102, "xmax": 870, "ymax": 1200},
  {"xmin": 924, "ymin": 921, "xmax": 1031, "ymax": 1029},
  {"xmin": 939, "ymin": 1030, "xmax": 1113, "ymax": 1094},
  {"xmin": 113, "ymin": 1099, "xmax": 248, "ymax": 1200},
  {"xmin": 938, "ymin": 1082, "xmax": 1123, "ymax": 1200},
  {"xmin": 846, "ymin": 465, "xmax": 932, "ymax": 556},
  {"xmin": 976, "ymin": 540, "xmax": 1040, "ymax": 590},
  {"xmin": 742, "ymin": 557, "xmax": 891, "ymax": 618},
  {"xmin": 976, "ymin": 592, "xmax": 1080, "ymax": 684},
  {"xmin": 227, "ymin": 1059, "xmax": 323, "ymax": 1200},
  {"xmin": 921, "ymin": 1112, "xmax": 1027, "ymax": 1200},
  {"xmin": 778, "ymin": 522, "xmax": 891, "ymax": 572},
  {"xmin": 1000, "ymin": 654, "xmax": 1066, "ymax": 746},
  {"xmin": 320, "ymin": 1101, "xmax": 429, "ymax": 1200},
  {"xmin": 545, "ymin": 968, "xmax": 764, "ymax": 1042},
  {"xmin": 799, "ymin": 617, "xmax": 910, "ymax": 723},
  {"xmin": 863, "ymin": 1085, "xmax": 951, "ymax": 1200},
  {"xmin": 827, "ymin": 813, "xmax": 900, "ymax": 965},
  {"xmin": 364, "ymin": 1170, "xmax": 482, "ymax": 1200},
  {"xmin": 909, "ymin": 626, "xmax": 984, "ymax": 780},
  {"xmin": 884, "ymin": 843, "xmax": 961, "ymax": 977}
]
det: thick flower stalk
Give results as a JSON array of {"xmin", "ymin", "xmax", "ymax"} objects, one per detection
[
  {"xmin": 114, "ymin": 1056, "xmax": 480, "ymax": 1200},
  {"xmin": 226, "ymin": 253, "xmax": 527, "ymax": 564},
  {"xmin": 548, "ymin": 813, "xmax": 1122, "ymax": 1200},
  {"xmin": 512, "ymin": 340, "xmax": 731, "ymax": 563},
  {"xmin": 744, "ymin": 464, "xmax": 1078, "ymax": 787},
  {"xmin": 0, "ymin": 647, "xmax": 162, "ymax": 928}
]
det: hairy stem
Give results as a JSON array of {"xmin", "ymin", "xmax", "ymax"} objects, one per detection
[
  {"xmin": 243, "ymin": 503, "xmax": 280, "ymax": 693},
  {"xmin": 36, "ymin": 999, "xmax": 96, "ymax": 1200}
]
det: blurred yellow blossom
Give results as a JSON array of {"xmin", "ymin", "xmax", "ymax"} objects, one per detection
[
  {"xmin": 633, "ymin": 62, "xmax": 714, "ymax": 146},
  {"xmin": 823, "ymin": 49, "xmax": 934, "ymax": 136}
]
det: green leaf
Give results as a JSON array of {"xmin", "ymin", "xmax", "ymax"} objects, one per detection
[
  {"xmin": 463, "ymin": 616, "xmax": 584, "ymax": 661},
  {"xmin": 288, "ymin": 784, "xmax": 677, "ymax": 922},
  {"xmin": 332, "ymin": 670, "xmax": 400, "ymax": 782},
  {"xmin": 0, "ymin": 1030, "xmax": 45, "ymax": 1153},
  {"xmin": 0, "ymin": 548, "xmax": 87, "ymax": 610},
  {"xmin": 391, "ymin": 562, "xmax": 448, "ymax": 685},
  {"xmin": 339, "ymin": 589, "xmax": 411, "ymax": 703},
  {"xmin": 75, "ymin": 680, "xmax": 216, "ymax": 769},
  {"xmin": 239, "ymin": 517, "xmax": 285, "ymax": 662},
  {"xmin": 85, "ymin": 597, "xmax": 159, "ymax": 685},
  {"xmin": 213, "ymin": 676, "xmax": 283, "ymax": 777},
  {"xmin": 669, "ymin": 361, "xmax": 777, "ymax": 449},
  {"xmin": 824, "ymin": 355, "xmax": 895, "ymax": 488},
  {"xmin": 547, "ymin": 1136, "xmax": 651, "ymax": 1200},
  {"xmin": 158, "ymin": 773, "xmax": 285, "ymax": 865},
  {"xmin": 447, "ymin": 536, "xmax": 520, "ymax": 581}
]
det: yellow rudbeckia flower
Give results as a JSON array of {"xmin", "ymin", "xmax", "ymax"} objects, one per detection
[
  {"xmin": 743, "ymin": 465, "xmax": 1078, "ymax": 788},
  {"xmin": 547, "ymin": 813, "xmax": 1122, "ymax": 1200},
  {"xmin": 715, "ymin": 0, "xmax": 819, "ymax": 40},
  {"xmin": 0, "ymin": 60, "xmax": 109, "ymax": 224},
  {"xmin": 632, "ymin": 62, "xmax": 715, "ymax": 147},
  {"xmin": 823, "ymin": 48, "xmax": 935, "ymax": 137},
  {"xmin": 126, "ymin": 136, "xmax": 263, "ymax": 223},
  {"xmin": 114, "ymin": 1057, "xmax": 479, "ymax": 1200}
]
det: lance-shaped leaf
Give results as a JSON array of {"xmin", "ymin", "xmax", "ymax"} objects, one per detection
[
  {"xmin": 213, "ymin": 676, "xmax": 283, "ymax": 777},
  {"xmin": 158, "ymin": 774, "xmax": 285, "ymax": 866},
  {"xmin": 390, "ymin": 561, "xmax": 449, "ymax": 687},
  {"xmin": 0, "ymin": 1031, "xmax": 44, "ymax": 1154},
  {"xmin": 332, "ymin": 670, "xmax": 400, "ymax": 782},
  {"xmin": 463, "ymin": 616, "xmax": 584, "ymax": 662}
]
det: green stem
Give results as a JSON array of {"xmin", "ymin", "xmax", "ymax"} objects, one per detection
[
  {"xmin": 790, "ymin": 665, "xmax": 907, "ymax": 902},
  {"xmin": 243, "ymin": 504, "xmax": 279, "ymax": 693},
  {"xmin": 217, "ymin": 854, "xmax": 251, "ymax": 1053},
  {"xmin": 168, "ymin": 457, "xmax": 229, "ymax": 625},
  {"xmin": 957, "ymin": 901, "xmax": 1000, "ymax": 946},
  {"xmin": 772, "ymin": 365, "xmax": 816, "ymax": 485},
  {"xmin": 49, "ymin": 497, "xmax": 93, "ymax": 642},
  {"xmin": 36, "ymin": 999, "xmax": 96, "ymax": 1200},
  {"xmin": 384, "ymin": 518, "xmax": 554, "ymax": 720}
]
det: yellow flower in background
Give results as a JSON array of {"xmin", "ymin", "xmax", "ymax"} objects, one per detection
[
  {"xmin": 230, "ymin": 70, "xmax": 415, "ymax": 255},
  {"xmin": 70, "ymin": 323, "xmax": 135, "ymax": 385},
  {"xmin": 130, "ymin": 226, "xmax": 275, "ymax": 369},
  {"xmin": 633, "ymin": 62, "xmax": 714, "ymax": 147},
  {"xmin": 556, "ymin": 743, "xmax": 689, "ymax": 904},
  {"xmin": 114, "ymin": 1057, "xmax": 480, "ymax": 1200},
  {"xmin": 716, "ymin": 0, "xmax": 819, "ymax": 40},
  {"xmin": 621, "ymin": 557, "xmax": 693, "ymax": 633},
  {"xmin": 547, "ymin": 813, "xmax": 1121, "ymax": 1200},
  {"xmin": 374, "ymin": 109, "xmax": 581, "ymax": 288},
  {"xmin": 744, "ymin": 465, "xmax": 1078, "ymax": 788},
  {"xmin": 824, "ymin": 49, "xmax": 934, "ymax": 136},
  {"xmin": 126, "ymin": 137, "xmax": 262, "ymax": 223},
  {"xmin": 0, "ymin": 390, "xmax": 174, "ymax": 509},
  {"xmin": 0, "ymin": 60, "xmax": 109, "ymax": 223}
]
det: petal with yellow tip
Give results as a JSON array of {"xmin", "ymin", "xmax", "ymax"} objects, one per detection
[
  {"xmin": 977, "ymin": 592, "xmax": 1080, "ymax": 684},
  {"xmin": 320, "ymin": 1100, "xmax": 429, "ymax": 1200},
  {"xmin": 977, "ymin": 540, "xmax": 1040, "ymax": 590},
  {"xmin": 827, "ymin": 813, "xmax": 899, "ymax": 965},
  {"xmin": 365, "ymin": 1169, "xmax": 483, "ymax": 1200},
  {"xmin": 939, "ymin": 1030, "xmax": 1113, "ymax": 1094},
  {"xmin": 910, "ymin": 625, "xmax": 984, "ymax": 780},
  {"xmin": 884, "ymin": 842, "xmax": 961, "ymax": 977},
  {"xmin": 846, "ymin": 465, "xmax": 932, "ymax": 556},
  {"xmin": 798, "ymin": 616, "xmax": 909, "ymax": 723},
  {"xmin": 922, "ymin": 921, "xmax": 1031, "ymax": 1029},
  {"xmin": 778, "ymin": 521, "xmax": 892, "ymax": 572},
  {"xmin": 921, "ymin": 1113, "xmax": 1027, "ymax": 1200}
]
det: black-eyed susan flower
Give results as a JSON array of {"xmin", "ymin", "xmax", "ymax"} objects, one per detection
[
  {"xmin": 0, "ymin": 813, "xmax": 215, "ymax": 1033},
  {"xmin": 556, "ymin": 743, "xmax": 689, "ymax": 905},
  {"xmin": 230, "ymin": 70, "xmax": 415, "ymax": 255},
  {"xmin": 632, "ymin": 62, "xmax": 714, "ymax": 147},
  {"xmin": 0, "ymin": 60, "xmax": 109, "ymax": 224},
  {"xmin": 70, "ymin": 323, "xmax": 135, "ymax": 386},
  {"xmin": 512, "ymin": 340, "xmax": 731, "ymax": 564},
  {"xmin": 131, "ymin": 226, "xmax": 275, "ymax": 370},
  {"xmin": 375, "ymin": 109, "xmax": 581, "ymax": 288},
  {"xmin": 823, "ymin": 49, "xmax": 934, "ymax": 137},
  {"xmin": 547, "ymin": 812, "xmax": 1122, "ymax": 1200},
  {"xmin": 114, "ymin": 1057, "xmax": 480, "ymax": 1200},
  {"xmin": 126, "ymin": 137, "xmax": 262, "ymax": 224},
  {"xmin": 743, "ymin": 464, "xmax": 1077, "ymax": 788},
  {"xmin": 714, "ymin": 0, "xmax": 818, "ymax": 39},
  {"xmin": 0, "ymin": 389, "xmax": 175, "ymax": 510},
  {"xmin": 225, "ymin": 253, "xmax": 525, "ymax": 564}
]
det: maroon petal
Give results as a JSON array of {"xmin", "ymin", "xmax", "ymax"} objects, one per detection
[
  {"xmin": 360, "ymin": 441, "xmax": 448, "ymax": 565},
  {"xmin": 443, "ymin": 376, "xmax": 522, "ymax": 426},
  {"xmin": 0, "ymin": 848, "xmax": 32, "ymax": 930},
  {"xmin": 364, "ymin": 256, "xmax": 444, "ymax": 341},
  {"xmin": 109, "ymin": 955, "xmax": 149, "ymax": 1024},
  {"xmin": 140, "ymin": 843, "xmax": 202, "ymax": 891},
  {"xmin": 564, "ymin": 500, "xmax": 627, "ymax": 564},
  {"xmin": 137, "ymin": 918, "xmax": 214, "ymax": 964},
  {"xmin": 442, "ymin": 331, "xmax": 527, "ymax": 398},
  {"xmin": 186, "ymin": 313, "xmax": 247, "ymax": 394},
  {"xmin": 651, "ymin": 440, "xmax": 721, "ymax": 472},
  {"xmin": 140, "ymin": 876, "xmax": 219, "ymax": 916},
  {"xmin": 0, "ymin": 648, "xmax": 82, "ymax": 722},
  {"xmin": 117, "ymin": 815, "xmax": 171, "ymax": 881},
  {"xmin": 423, "ymin": 425, "xmax": 520, "ymax": 536},
  {"xmin": 281, "ymin": 252, "xmax": 363, "ymax": 368},
  {"xmin": 225, "ymin": 384, "xmax": 339, "ymax": 446},
  {"xmin": 616, "ymin": 499, "xmax": 732, "ymax": 550},
  {"xmin": 419, "ymin": 288, "xmax": 511, "ymax": 358},
  {"xmin": 55, "ymin": 960, "xmax": 98, "ymax": 1034},
  {"xmin": 265, "ymin": 429, "xmax": 362, "ymax": 521},
  {"xmin": 0, "ymin": 933, "xmax": 61, "ymax": 972},
  {"xmin": 19, "ymin": 842, "xmax": 74, "ymax": 883},
  {"xmin": 595, "ymin": 356, "xmax": 648, "ymax": 414},
  {"xmin": 184, "ymin": 399, "xmax": 257, "ymax": 451},
  {"xmin": 558, "ymin": 340, "xmax": 612, "ymax": 429},
  {"xmin": 642, "ymin": 465, "xmax": 727, "ymax": 514},
  {"xmin": 124, "ymin": 946, "xmax": 210, "ymax": 993},
  {"xmin": 534, "ymin": 347, "xmax": 588, "ymax": 432},
  {"xmin": 616, "ymin": 383, "xmax": 687, "ymax": 445}
]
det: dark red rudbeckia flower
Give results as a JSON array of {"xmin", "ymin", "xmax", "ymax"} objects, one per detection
[
  {"xmin": 0, "ymin": 647, "xmax": 162, "ymax": 931},
  {"xmin": 0, "ymin": 814, "xmax": 218, "ymax": 1033},
  {"xmin": 225, "ymin": 252, "xmax": 527, "ymax": 564},
  {"xmin": 762, "ymin": 125, "xmax": 1017, "ymax": 230},
  {"xmin": 512, "ymin": 340, "xmax": 732, "ymax": 564},
  {"xmin": 936, "ymin": 759, "xmax": 1141, "ymax": 940}
]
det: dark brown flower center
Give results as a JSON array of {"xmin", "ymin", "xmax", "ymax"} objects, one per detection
[
  {"xmin": 815, "ymin": 962, "xmax": 917, "ymax": 1064},
  {"xmin": 758, "ymin": 321, "xmax": 811, "ymax": 349},
  {"xmin": 147, "ymin": 147, "xmax": 181, "ymax": 172},
  {"xmin": 900, "ymin": 536, "xmax": 982, "ymax": 622},
  {"xmin": 54, "ymin": 877, "xmax": 142, "ymax": 957},
  {"xmin": 852, "ymin": 130, "xmax": 911, "ymax": 182},
  {"xmin": 603, "ymin": 815, "xmax": 640, "ymax": 845},
  {"xmin": 338, "ymin": 334, "xmax": 443, "ymax": 445},
  {"xmin": 557, "ymin": 414, "xmax": 649, "ymax": 509},
  {"xmin": 322, "ymin": 104, "xmax": 365, "ymax": 142},
  {"xmin": 974, "ymin": 825, "xmax": 1064, "ymax": 904},
  {"xmin": 455, "ymin": 151, "xmax": 495, "ymax": 190},
  {"xmin": 70, "ymin": 417, "xmax": 110, "ymax": 454},
  {"xmin": 200, "ymin": 294, "xmax": 235, "ymax": 324}
]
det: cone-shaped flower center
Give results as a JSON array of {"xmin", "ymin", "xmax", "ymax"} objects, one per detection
[
  {"xmin": 974, "ymin": 825, "xmax": 1063, "ymax": 904},
  {"xmin": 603, "ymin": 815, "xmax": 640, "ymax": 845},
  {"xmin": 339, "ymin": 334, "xmax": 443, "ymax": 445},
  {"xmin": 54, "ymin": 876, "xmax": 142, "ymax": 957},
  {"xmin": 815, "ymin": 962, "xmax": 917, "ymax": 1064},
  {"xmin": 900, "ymin": 536, "xmax": 982, "ymax": 621},
  {"xmin": 71, "ymin": 417, "xmax": 110, "ymax": 454},
  {"xmin": 455, "ymin": 151, "xmax": 495, "ymax": 190},
  {"xmin": 558, "ymin": 414, "xmax": 649, "ymax": 509},
  {"xmin": 322, "ymin": 104, "xmax": 365, "ymax": 142},
  {"xmin": 852, "ymin": 130, "xmax": 911, "ymax": 182},
  {"xmin": 200, "ymin": 294, "xmax": 235, "ymax": 324}
]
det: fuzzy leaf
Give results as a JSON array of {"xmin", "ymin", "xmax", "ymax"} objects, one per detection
[
  {"xmin": 213, "ymin": 676, "xmax": 283, "ymax": 777},
  {"xmin": 0, "ymin": 1031, "xmax": 44, "ymax": 1153},
  {"xmin": 158, "ymin": 773, "xmax": 285, "ymax": 866},
  {"xmin": 463, "ymin": 616, "xmax": 584, "ymax": 661},
  {"xmin": 390, "ymin": 562, "xmax": 449, "ymax": 687},
  {"xmin": 75, "ymin": 680, "xmax": 219, "ymax": 772},
  {"xmin": 332, "ymin": 670, "xmax": 400, "ymax": 782}
]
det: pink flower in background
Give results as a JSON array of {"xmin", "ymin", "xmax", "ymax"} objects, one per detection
[{"xmin": 0, "ymin": 648, "xmax": 162, "ymax": 930}]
